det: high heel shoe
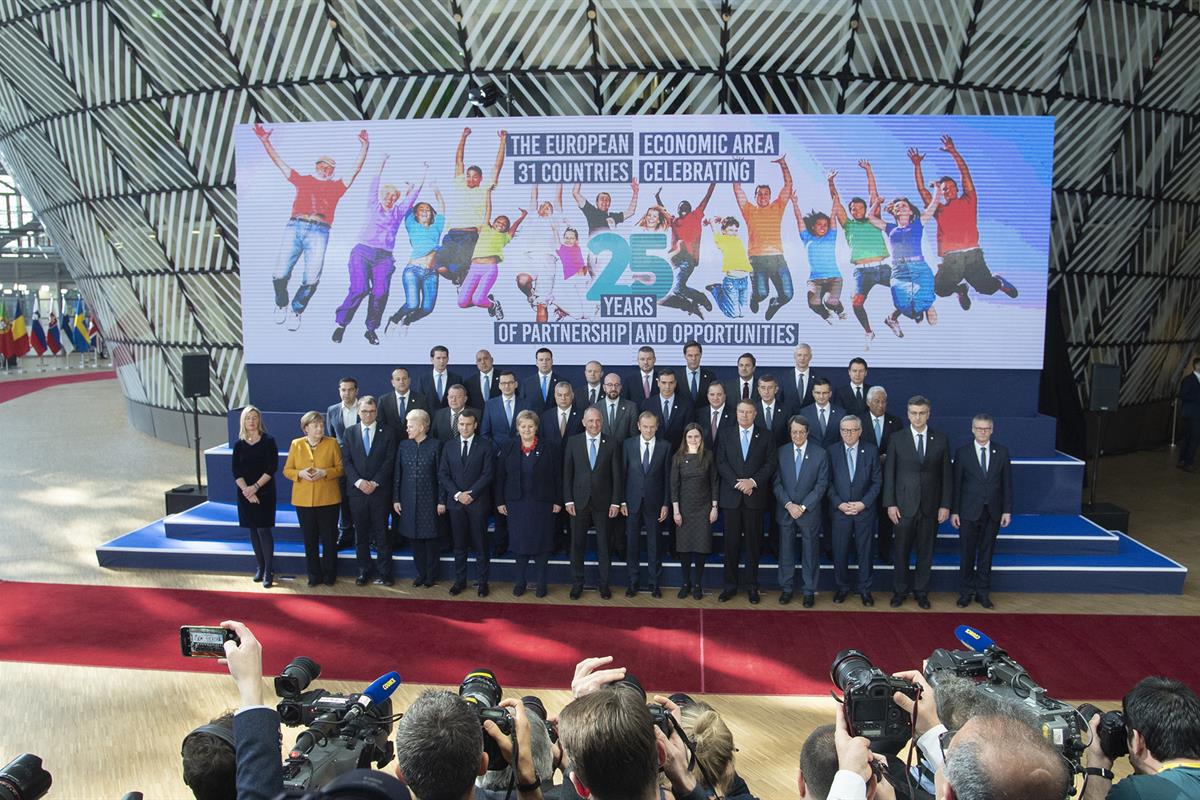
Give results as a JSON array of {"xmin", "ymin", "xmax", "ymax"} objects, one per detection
[{"xmin": 677, "ymin": 583, "xmax": 691, "ymax": 599}]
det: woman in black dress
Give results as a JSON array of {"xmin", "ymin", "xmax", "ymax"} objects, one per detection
[
  {"xmin": 496, "ymin": 410, "xmax": 561, "ymax": 597},
  {"xmin": 232, "ymin": 405, "xmax": 278, "ymax": 587},
  {"xmin": 392, "ymin": 408, "xmax": 443, "ymax": 587},
  {"xmin": 671, "ymin": 422, "xmax": 718, "ymax": 599}
]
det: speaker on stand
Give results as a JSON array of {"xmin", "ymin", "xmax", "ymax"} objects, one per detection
[
  {"xmin": 1082, "ymin": 363, "xmax": 1130, "ymax": 533},
  {"xmin": 166, "ymin": 353, "xmax": 211, "ymax": 514}
]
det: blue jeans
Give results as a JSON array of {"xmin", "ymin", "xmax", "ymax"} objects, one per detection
[
  {"xmin": 401, "ymin": 263, "xmax": 439, "ymax": 322},
  {"xmin": 274, "ymin": 219, "xmax": 330, "ymax": 287},
  {"xmin": 749, "ymin": 254, "xmax": 794, "ymax": 308},
  {"xmin": 709, "ymin": 275, "xmax": 749, "ymax": 318}
]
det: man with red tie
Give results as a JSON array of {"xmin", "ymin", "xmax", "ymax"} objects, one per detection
[{"xmin": 623, "ymin": 345, "xmax": 660, "ymax": 405}]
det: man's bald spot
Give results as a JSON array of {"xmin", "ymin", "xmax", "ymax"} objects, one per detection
[{"xmin": 949, "ymin": 715, "xmax": 1070, "ymax": 800}]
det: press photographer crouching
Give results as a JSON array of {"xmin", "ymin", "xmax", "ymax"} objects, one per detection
[{"xmin": 1079, "ymin": 676, "xmax": 1200, "ymax": 800}]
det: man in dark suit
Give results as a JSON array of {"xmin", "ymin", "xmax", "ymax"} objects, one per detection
[
  {"xmin": 463, "ymin": 348, "xmax": 501, "ymax": 410},
  {"xmin": 325, "ymin": 376, "xmax": 359, "ymax": 550},
  {"xmin": 828, "ymin": 415, "xmax": 882, "ymax": 606},
  {"xmin": 773, "ymin": 415, "xmax": 828, "ymax": 606},
  {"xmin": 781, "ymin": 342, "xmax": 821, "ymax": 413},
  {"xmin": 716, "ymin": 400, "xmax": 776, "ymax": 604},
  {"xmin": 951, "ymin": 414, "xmax": 1013, "ymax": 609},
  {"xmin": 620, "ymin": 412, "xmax": 671, "ymax": 597},
  {"xmin": 562, "ymin": 407, "xmax": 623, "ymax": 599},
  {"xmin": 1179, "ymin": 355, "xmax": 1200, "ymax": 472},
  {"xmin": 541, "ymin": 381, "xmax": 583, "ymax": 554},
  {"xmin": 675, "ymin": 339, "xmax": 717, "ymax": 407},
  {"xmin": 860, "ymin": 385, "xmax": 903, "ymax": 560},
  {"xmin": 622, "ymin": 345, "xmax": 660, "ymax": 405},
  {"xmin": 695, "ymin": 382, "xmax": 734, "ymax": 450},
  {"xmin": 833, "ymin": 357, "xmax": 872, "ymax": 416},
  {"xmin": 377, "ymin": 367, "xmax": 429, "ymax": 438},
  {"xmin": 416, "ymin": 344, "xmax": 463, "ymax": 410},
  {"xmin": 575, "ymin": 359, "xmax": 605, "ymax": 412},
  {"xmin": 754, "ymin": 373, "xmax": 790, "ymax": 447},
  {"xmin": 598, "ymin": 373, "xmax": 638, "ymax": 442},
  {"xmin": 520, "ymin": 347, "xmax": 568, "ymax": 414},
  {"xmin": 883, "ymin": 395, "xmax": 952, "ymax": 609},
  {"xmin": 437, "ymin": 408, "xmax": 495, "ymax": 596},
  {"xmin": 430, "ymin": 384, "xmax": 479, "ymax": 442},
  {"xmin": 480, "ymin": 370, "xmax": 528, "ymax": 556},
  {"xmin": 341, "ymin": 396, "xmax": 397, "ymax": 585},
  {"xmin": 648, "ymin": 369, "xmax": 692, "ymax": 451},
  {"xmin": 800, "ymin": 378, "xmax": 846, "ymax": 449},
  {"xmin": 724, "ymin": 352, "xmax": 759, "ymax": 404}
]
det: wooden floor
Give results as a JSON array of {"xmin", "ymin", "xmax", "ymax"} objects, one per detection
[{"xmin": 0, "ymin": 375, "xmax": 1189, "ymax": 797}]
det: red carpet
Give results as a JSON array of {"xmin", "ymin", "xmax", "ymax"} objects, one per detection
[
  {"xmin": 0, "ymin": 370, "xmax": 115, "ymax": 404},
  {"xmin": 1, "ymin": 580, "xmax": 1194, "ymax": 699}
]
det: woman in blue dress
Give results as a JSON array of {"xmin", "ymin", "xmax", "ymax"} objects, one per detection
[
  {"xmin": 495, "ymin": 410, "xmax": 562, "ymax": 597},
  {"xmin": 392, "ymin": 408, "xmax": 444, "ymax": 586},
  {"xmin": 869, "ymin": 188, "xmax": 941, "ymax": 338}
]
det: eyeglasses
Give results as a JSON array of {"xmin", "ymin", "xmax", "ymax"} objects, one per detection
[{"xmin": 938, "ymin": 728, "xmax": 957, "ymax": 762}]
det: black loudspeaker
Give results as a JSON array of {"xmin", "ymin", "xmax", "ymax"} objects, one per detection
[
  {"xmin": 1089, "ymin": 363, "xmax": 1121, "ymax": 412},
  {"xmin": 181, "ymin": 352, "xmax": 211, "ymax": 398}
]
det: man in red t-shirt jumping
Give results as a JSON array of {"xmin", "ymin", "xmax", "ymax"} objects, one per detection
[
  {"xmin": 255, "ymin": 123, "xmax": 369, "ymax": 331},
  {"xmin": 910, "ymin": 135, "xmax": 1018, "ymax": 312}
]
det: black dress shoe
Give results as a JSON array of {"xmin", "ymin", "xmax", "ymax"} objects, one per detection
[
  {"xmin": 625, "ymin": 586, "xmax": 637, "ymax": 598},
  {"xmin": 718, "ymin": 589, "xmax": 735, "ymax": 602},
  {"xmin": 355, "ymin": 574, "xmax": 369, "ymax": 586},
  {"xmin": 860, "ymin": 592, "xmax": 874, "ymax": 607},
  {"xmin": 324, "ymin": 576, "xmax": 336, "ymax": 586},
  {"xmin": 253, "ymin": 568, "xmax": 265, "ymax": 582},
  {"xmin": 692, "ymin": 586, "xmax": 703, "ymax": 600},
  {"xmin": 833, "ymin": 589, "xmax": 849, "ymax": 604},
  {"xmin": 802, "ymin": 594, "xmax": 815, "ymax": 608},
  {"xmin": 307, "ymin": 577, "xmax": 320, "ymax": 587},
  {"xmin": 748, "ymin": 588, "xmax": 761, "ymax": 604},
  {"xmin": 477, "ymin": 583, "xmax": 489, "ymax": 597},
  {"xmin": 956, "ymin": 594, "xmax": 972, "ymax": 608},
  {"xmin": 262, "ymin": 574, "xmax": 273, "ymax": 589},
  {"xmin": 677, "ymin": 584, "xmax": 691, "ymax": 599},
  {"xmin": 449, "ymin": 580, "xmax": 466, "ymax": 596},
  {"xmin": 513, "ymin": 584, "xmax": 527, "ymax": 597},
  {"xmin": 779, "ymin": 592, "xmax": 793, "ymax": 605},
  {"xmin": 651, "ymin": 586, "xmax": 662, "ymax": 598},
  {"xmin": 413, "ymin": 578, "xmax": 424, "ymax": 587},
  {"xmin": 916, "ymin": 595, "xmax": 932, "ymax": 609},
  {"xmin": 600, "ymin": 584, "xmax": 612, "ymax": 600},
  {"xmin": 978, "ymin": 595, "xmax": 994, "ymax": 609},
  {"xmin": 570, "ymin": 585, "xmax": 583, "ymax": 600},
  {"xmin": 375, "ymin": 576, "xmax": 394, "ymax": 586},
  {"xmin": 536, "ymin": 584, "xmax": 548, "ymax": 598},
  {"xmin": 889, "ymin": 594, "xmax": 905, "ymax": 607}
]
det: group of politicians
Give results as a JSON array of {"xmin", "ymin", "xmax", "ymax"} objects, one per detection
[{"xmin": 231, "ymin": 341, "xmax": 1013, "ymax": 609}]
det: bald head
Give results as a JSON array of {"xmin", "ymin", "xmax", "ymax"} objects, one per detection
[{"xmin": 942, "ymin": 714, "xmax": 1071, "ymax": 800}]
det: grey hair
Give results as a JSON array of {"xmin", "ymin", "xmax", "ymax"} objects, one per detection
[
  {"xmin": 478, "ymin": 704, "xmax": 555, "ymax": 793},
  {"xmin": 866, "ymin": 385, "xmax": 887, "ymax": 401},
  {"xmin": 394, "ymin": 690, "xmax": 482, "ymax": 800}
]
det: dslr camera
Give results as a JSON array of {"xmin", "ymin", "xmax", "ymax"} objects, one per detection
[
  {"xmin": 0, "ymin": 754, "xmax": 51, "ymax": 800},
  {"xmin": 613, "ymin": 673, "xmax": 677, "ymax": 739},
  {"xmin": 831, "ymin": 649, "xmax": 921, "ymax": 751},
  {"xmin": 460, "ymin": 669, "xmax": 518, "ymax": 771}
]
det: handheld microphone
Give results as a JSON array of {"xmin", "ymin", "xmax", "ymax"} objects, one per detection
[
  {"xmin": 955, "ymin": 625, "xmax": 998, "ymax": 652},
  {"xmin": 343, "ymin": 671, "xmax": 402, "ymax": 725}
]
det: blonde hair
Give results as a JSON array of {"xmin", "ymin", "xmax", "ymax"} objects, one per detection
[
  {"xmin": 680, "ymin": 702, "xmax": 736, "ymax": 795},
  {"xmin": 238, "ymin": 405, "xmax": 268, "ymax": 441},
  {"xmin": 406, "ymin": 408, "xmax": 430, "ymax": 431},
  {"xmin": 299, "ymin": 410, "xmax": 324, "ymax": 431}
]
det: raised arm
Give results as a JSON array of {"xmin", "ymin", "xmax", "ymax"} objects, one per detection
[
  {"xmin": 490, "ymin": 129, "xmax": 507, "ymax": 189},
  {"xmin": 940, "ymin": 134, "xmax": 974, "ymax": 196},
  {"xmin": 572, "ymin": 182, "xmax": 586, "ymax": 209},
  {"xmin": 483, "ymin": 185, "xmax": 494, "ymax": 226},
  {"xmin": 866, "ymin": 196, "xmax": 887, "ymax": 231},
  {"xmin": 654, "ymin": 186, "xmax": 665, "ymax": 208},
  {"xmin": 790, "ymin": 192, "xmax": 806, "ymax": 233},
  {"xmin": 455, "ymin": 127, "xmax": 470, "ymax": 178},
  {"xmin": 732, "ymin": 181, "xmax": 749, "ymax": 209},
  {"xmin": 696, "ymin": 181, "xmax": 716, "ymax": 214},
  {"xmin": 920, "ymin": 183, "xmax": 941, "ymax": 223},
  {"xmin": 531, "ymin": 183, "xmax": 539, "ymax": 209},
  {"xmin": 555, "ymin": 184, "xmax": 563, "ymax": 213},
  {"xmin": 774, "ymin": 155, "xmax": 793, "ymax": 204},
  {"xmin": 433, "ymin": 187, "xmax": 445, "ymax": 214},
  {"xmin": 827, "ymin": 170, "xmax": 847, "ymax": 225},
  {"xmin": 858, "ymin": 159, "xmax": 879, "ymax": 207},
  {"xmin": 908, "ymin": 147, "xmax": 932, "ymax": 206},
  {"xmin": 509, "ymin": 207, "xmax": 529, "ymax": 237},
  {"xmin": 622, "ymin": 178, "xmax": 640, "ymax": 219},
  {"xmin": 254, "ymin": 124, "xmax": 291, "ymax": 179},
  {"xmin": 344, "ymin": 130, "xmax": 370, "ymax": 189}
]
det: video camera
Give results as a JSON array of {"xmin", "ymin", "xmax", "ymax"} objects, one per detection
[
  {"xmin": 274, "ymin": 657, "xmax": 399, "ymax": 791},
  {"xmin": 830, "ymin": 650, "xmax": 921, "ymax": 751},
  {"xmin": 924, "ymin": 626, "xmax": 1091, "ymax": 766}
]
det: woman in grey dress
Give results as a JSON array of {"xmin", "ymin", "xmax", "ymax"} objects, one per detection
[
  {"xmin": 671, "ymin": 422, "xmax": 718, "ymax": 599},
  {"xmin": 392, "ymin": 408, "xmax": 444, "ymax": 586}
]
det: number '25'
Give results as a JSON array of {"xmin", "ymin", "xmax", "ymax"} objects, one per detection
[{"xmin": 585, "ymin": 232, "xmax": 672, "ymax": 300}]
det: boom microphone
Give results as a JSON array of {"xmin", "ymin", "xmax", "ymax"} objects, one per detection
[
  {"xmin": 343, "ymin": 671, "xmax": 402, "ymax": 726},
  {"xmin": 955, "ymin": 625, "xmax": 997, "ymax": 652}
]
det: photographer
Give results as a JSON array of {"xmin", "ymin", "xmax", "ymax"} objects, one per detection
[
  {"xmin": 181, "ymin": 712, "xmax": 236, "ymax": 800},
  {"xmin": 478, "ymin": 701, "xmax": 555, "ymax": 797},
  {"xmin": 1080, "ymin": 676, "xmax": 1200, "ymax": 800},
  {"xmin": 218, "ymin": 620, "xmax": 285, "ymax": 800}
]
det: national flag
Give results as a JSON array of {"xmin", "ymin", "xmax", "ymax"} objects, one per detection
[
  {"xmin": 46, "ymin": 311, "xmax": 62, "ymax": 355},
  {"xmin": 59, "ymin": 298, "xmax": 74, "ymax": 353},
  {"xmin": 10, "ymin": 297, "xmax": 29, "ymax": 357},
  {"xmin": 0, "ymin": 302, "xmax": 12, "ymax": 360},
  {"xmin": 72, "ymin": 298, "xmax": 90, "ymax": 353},
  {"xmin": 30, "ymin": 307, "xmax": 47, "ymax": 356},
  {"xmin": 88, "ymin": 313, "xmax": 101, "ymax": 346}
]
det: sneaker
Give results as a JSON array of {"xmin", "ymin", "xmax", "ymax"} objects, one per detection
[
  {"xmin": 956, "ymin": 284, "xmax": 972, "ymax": 310},
  {"xmin": 995, "ymin": 274, "xmax": 1019, "ymax": 298},
  {"xmin": 822, "ymin": 315, "xmax": 834, "ymax": 326},
  {"xmin": 926, "ymin": 307, "xmax": 938, "ymax": 325},
  {"xmin": 363, "ymin": 330, "xmax": 379, "ymax": 345},
  {"xmin": 699, "ymin": 293, "xmax": 713, "ymax": 312},
  {"xmin": 286, "ymin": 310, "xmax": 302, "ymax": 332},
  {"xmin": 488, "ymin": 295, "xmax": 504, "ymax": 320},
  {"xmin": 749, "ymin": 296, "xmax": 759, "ymax": 314},
  {"xmin": 274, "ymin": 306, "xmax": 287, "ymax": 324},
  {"xmin": 884, "ymin": 317, "xmax": 904, "ymax": 338},
  {"xmin": 836, "ymin": 310, "xmax": 847, "ymax": 320},
  {"xmin": 331, "ymin": 326, "xmax": 345, "ymax": 343}
]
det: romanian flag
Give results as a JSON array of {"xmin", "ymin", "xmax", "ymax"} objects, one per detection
[
  {"xmin": 30, "ymin": 307, "xmax": 47, "ymax": 355},
  {"xmin": 72, "ymin": 298, "xmax": 90, "ymax": 353},
  {"xmin": 46, "ymin": 312, "xmax": 62, "ymax": 355},
  {"xmin": 10, "ymin": 298, "xmax": 29, "ymax": 357},
  {"xmin": 0, "ymin": 303, "xmax": 11, "ymax": 360}
]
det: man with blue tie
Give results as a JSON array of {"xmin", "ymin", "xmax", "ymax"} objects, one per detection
[
  {"xmin": 437, "ymin": 408, "xmax": 495, "ymax": 597},
  {"xmin": 828, "ymin": 416, "xmax": 882, "ymax": 606},
  {"xmin": 859, "ymin": 385, "xmax": 903, "ymax": 560},
  {"xmin": 563, "ymin": 407, "xmax": 623, "ymax": 599},
  {"xmin": 417, "ymin": 344, "xmax": 463, "ymax": 410},
  {"xmin": 649, "ymin": 369, "xmax": 692, "ymax": 451},
  {"xmin": 325, "ymin": 376, "xmax": 359, "ymax": 550},
  {"xmin": 716, "ymin": 400, "xmax": 776, "ymax": 604},
  {"xmin": 620, "ymin": 412, "xmax": 671, "ymax": 597},
  {"xmin": 341, "ymin": 397, "xmax": 397, "ymax": 585},
  {"xmin": 481, "ymin": 370, "xmax": 529, "ymax": 556},
  {"xmin": 951, "ymin": 414, "xmax": 1013, "ymax": 609},
  {"xmin": 464, "ymin": 348, "xmax": 501, "ymax": 410},
  {"xmin": 520, "ymin": 347, "xmax": 567, "ymax": 414},
  {"xmin": 674, "ymin": 340, "xmax": 717, "ymax": 407},
  {"xmin": 773, "ymin": 416, "xmax": 829, "ymax": 606},
  {"xmin": 540, "ymin": 381, "xmax": 583, "ymax": 555},
  {"xmin": 800, "ymin": 378, "xmax": 846, "ymax": 449}
]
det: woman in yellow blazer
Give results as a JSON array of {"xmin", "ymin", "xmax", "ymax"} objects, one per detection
[{"xmin": 284, "ymin": 410, "xmax": 345, "ymax": 586}]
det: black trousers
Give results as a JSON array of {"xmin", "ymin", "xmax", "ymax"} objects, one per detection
[
  {"xmin": 297, "ymin": 504, "xmax": 339, "ymax": 581},
  {"xmin": 892, "ymin": 510, "xmax": 937, "ymax": 597},
  {"xmin": 1179, "ymin": 416, "xmax": 1199, "ymax": 466},
  {"xmin": 337, "ymin": 476, "xmax": 355, "ymax": 541},
  {"xmin": 411, "ymin": 538, "xmax": 440, "ymax": 583},
  {"xmin": 722, "ymin": 505, "xmax": 764, "ymax": 591},
  {"xmin": 958, "ymin": 509, "xmax": 1001, "ymax": 596},
  {"xmin": 515, "ymin": 553, "xmax": 550, "ymax": 589},
  {"xmin": 350, "ymin": 495, "xmax": 393, "ymax": 578},
  {"xmin": 570, "ymin": 503, "xmax": 612, "ymax": 587},
  {"xmin": 625, "ymin": 503, "xmax": 662, "ymax": 589},
  {"xmin": 448, "ymin": 504, "xmax": 490, "ymax": 584}
]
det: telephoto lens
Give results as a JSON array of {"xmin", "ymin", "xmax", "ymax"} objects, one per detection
[
  {"xmin": 0, "ymin": 754, "xmax": 52, "ymax": 800},
  {"xmin": 275, "ymin": 657, "xmax": 322, "ymax": 697},
  {"xmin": 830, "ymin": 649, "xmax": 875, "ymax": 691},
  {"xmin": 460, "ymin": 669, "xmax": 502, "ymax": 707}
]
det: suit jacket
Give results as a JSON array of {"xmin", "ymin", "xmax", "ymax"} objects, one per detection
[
  {"xmin": 324, "ymin": 402, "xmax": 356, "ymax": 446},
  {"xmin": 598, "ymin": 397, "xmax": 638, "ymax": 441},
  {"xmin": 438, "ymin": 435, "xmax": 495, "ymax": 509},
  {"xmin": 695, "ymin": 403, "xmax": 735, "ymax": 450},
  {"xmin": 417, "ymin": 369, "xmax": 464, "ymax": 410},
  {"xmin": 647, "ymin": 393, "xmax": 693, "ymax": 451},
  {"xmin": 1181, "ymin": 373, "xmax": 1200, "ymax": 419},
  {"xmin": 772, "ymin": 442, "xmax": 829, "ymax": 528},
  {"xmin": 494, "ymin": 438, "xmax": 562, "ymax": 505},
  {"xmin": 834, "ymin": 383, "xmax": 873, "ymax": 417},
  {"xmin": 622, "ymin": 369, "xmax": 660, "ymax": 404},
  {"xmin": 882, "ymin": 427, "xmax": 953, "ymax": 517},
  {"xmin": 753, "ymin": 397, "xmax": 790, "ymax": 447},
  {"xmin": 575, "ymin": 382, "xmax": 605, "ymax": 413},
  {"xmin": 464, "ymin": 369, "xmax": 503, "ymax": 410},
  {"xmin": 800, "ymin": 403, "xmax": 848, "ymax": 449},
  {"xmin": 859, "ymin": 411, "xmax": 904, "ymax": 462},
  {"xmin": 715, "ymin": 425, "xmax": 776, "ymax": 509},
  {"xmin": 623, "ymin": 436, "xmax": 672, "ymax": 514},
  {"xmin": 540, "ymin": 405, "xmax": 584, "ymax": 452},
  {"xmin": 827, "ymin": 440, "xmax": 882, "ymax": 515},
  {"xmin": 282, "ymin": 436, "xmax": 343, "ymax": 507},
  {"xmin": 481, "ymin": 395, "xmax": 531, "ymax": 451},
  {"xmin": 952, "ymin": 441, "xmax": 1013, "ymax": 521},
  {"xmin": 562, "ymin": 432, "xmax": 623, "ymax": 510},
  {"xmin": 233, "ymin": 707, "xmax": 284, "ymax": 800},
  {"xmin": 521, "ymin": 370, "xmax": 569, "ymax": 414},
  {"xmin": 377, "ymin": 391, "xmax": 429, "ymax": 440},
  {"xmin": 431, "ymin": 405, "xmax": 481, "ymax": 443},
  {"xmin": 673, "ymin": 366, "xmax": 718, "ymax": 407},
  {"xmin": 780, "ymin": 370, "xmax": 824, "ymax": 412},
  {"xmin": 341, "ymin": 423, "xmax": 396, "ymax": 503},
  {"xmin": 724, "ymin": 375, "xmax": 759, "ymax": 405}
]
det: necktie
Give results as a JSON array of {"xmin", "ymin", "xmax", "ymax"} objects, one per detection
[
  {"xmin": 741, "ymin": 427, "xmax": 750, "ymax": 459},
  {"xmin": 590, "ymin": 387, "xmax": 598, "ymax": 405},
  {"xmin": 451, "ymin": 411, "xmax": 459, "ymax": 432},
  {"xmin": 589, "ymin": 438, "xmax": 597, "ymax": 469},
  {"xmin": 980, "ymin": 446, "xmax": 988, "ymax": 472},
  {"xmin": 742, "ymin": 381, "xmax": 750, "ymax": 400},
  {"xmin": 856, "ymin": 386, "xmax": 863, "ymax": 405},
  {"xmin": 643, "ymin": 441, "xmax": 651, "ymax": 473},
  {"xmin": 690, "ymin": 371, "xmax": 698, "ymax": 398},
  {"xmin": 819, "ymin": 407, "xmax": 827, "ymax": 438},
  {"xmin": 461, "ymin": 439, "xmax": 469, "ymax": 460},
  {"xmin": 436, "ymin": 372, "xmax": 444, "ymax": 400},
  {"xmin": 559, "ymin": 410, "xmax": 567, "ymax": 436},
  {"xmin": 398, "ymin": 395, "xmax": 406, "ymax": 417},
  {"xmin": 765, "ymin": 405, "xmax": 773, "ymax": 428},
  {"xmin": 363, "ymin": 426, "xmax": 371, "ymax": 455},
  {"xmin": 663, "ymin": 400, "xmax": 671, "ymax": 420},
  {"xmin": 795, "ymin": 447, "xmax": 802, "ymax": 479},
  {"xmin": 643, "ymin": 374, "xmax": 651, "ymax": 399},
  {"xmin": 483, "ymin": 374, "xmax": 490, "ymax": 398},
  {"xmin": 798, "ymin": 372, "xmax": 807, "ymax": 402},
  {"xmin": 916, "ymin": 432, "xmax": 925, "ymax": 463},
  {"xmin": 541, "ymin": 374, "xmax": 549, "ymax": 401},
  {"xmin": 711, "ymin": 410, "xmax": 719, "ymax": 442},
  {"xmin": 874, "ymin": 416, "xmax": 882, "ymax": 443},
  {"xmin": 847, "ymin": 446, "xmax": 856, "ymax": 477},
  {"xmin": 505, "ymin": 398, "xmax": 513, "ymax": 426},
  {"xmin": 609, "ymin": 403, "xmax": 616, "ymax": 427}
]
